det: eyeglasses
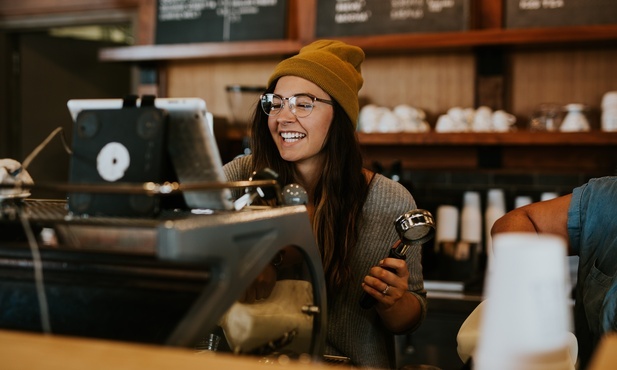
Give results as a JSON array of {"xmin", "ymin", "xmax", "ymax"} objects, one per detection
[{"xmin": 260, "ymin": 93, "xmax": 333, "ymax": 118}]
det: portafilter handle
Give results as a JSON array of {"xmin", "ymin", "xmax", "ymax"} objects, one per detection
[{"xmin": 359, "ymin": 209, "xmax": 435, "ymax": 309}]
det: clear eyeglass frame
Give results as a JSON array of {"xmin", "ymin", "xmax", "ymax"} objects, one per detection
[{"xmin": 260, "ymin": 93, "xmax": 333, "ymax": 118}]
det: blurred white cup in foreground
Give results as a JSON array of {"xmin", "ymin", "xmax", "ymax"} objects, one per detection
[{"xmin": 474, "ymin": 232, "xmax": 575, "ymax": 370}]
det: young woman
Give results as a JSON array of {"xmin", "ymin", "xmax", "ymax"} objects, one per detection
[{"xmin": 223, "ymin": 40, "xmax": 427, "ymax": 369}]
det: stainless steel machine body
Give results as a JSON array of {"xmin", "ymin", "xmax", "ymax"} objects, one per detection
[{"xmin": 0, "ymin": 199, "xmax": 326, "ymax": 360}]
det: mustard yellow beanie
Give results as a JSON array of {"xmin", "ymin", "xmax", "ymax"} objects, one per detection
[{"xmin": 268, "ymin": 40, "xmax": 365, "ymax": 127}]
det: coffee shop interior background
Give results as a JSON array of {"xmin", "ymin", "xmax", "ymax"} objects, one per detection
[
  {"xmin": 2, "ymin": 0, "xmax": 615, "ymax": 268},
  {"xmin": 1, "ymin": 1, "xmax": 617, "ymax": 369},
  {"xmin": 0, "ymin": 2, "xmax": 133, "ymax": 198}
]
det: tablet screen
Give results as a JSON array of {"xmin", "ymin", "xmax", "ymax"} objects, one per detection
[{"xmin": 67, "ymin": 97, "xmax": 233, "ymax": 212}]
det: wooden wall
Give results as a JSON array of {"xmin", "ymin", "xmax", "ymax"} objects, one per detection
[
  {"xmin": 3, "ymin": 0, "xmax": 617, "ymax": 129},
  {"xmin": 164, "ymin": 45, "xmax": 617, "ymax": 130},
  {"xmin": 510, "ymin": 46, "xmax": 617, "ymax": 128},
  {"xmin": 165, "ymin": 51, "xmax": 477, "ymax": 124}
]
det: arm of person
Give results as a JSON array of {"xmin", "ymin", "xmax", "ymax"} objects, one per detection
[
  {"xmin": 491, "ymin": 194, "xmax": 573, "ymax": 253},
  {"xmin": 376, "ymin": 280, "xmax": 423, "ymax": 334}
]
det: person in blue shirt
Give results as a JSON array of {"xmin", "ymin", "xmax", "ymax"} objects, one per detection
[{"xmin": 491, "ymin": 176, "xmax": 617, "ymax": 369}]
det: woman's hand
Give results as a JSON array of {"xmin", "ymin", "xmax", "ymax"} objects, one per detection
[
  {"xmin": 361, "ymin": 241, "xmax": 409, "ymax": 309},
  {"xmin": 361, "ymin": 241, "xmax": 422, "ymax": 333},
  {"xmin": 239, "ymin": 263, "xmax": 277, "ymax": 304}
]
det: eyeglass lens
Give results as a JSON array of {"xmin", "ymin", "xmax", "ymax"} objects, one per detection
[{"xmin": 261, "ymin": 94, "xmax": 317, "ymax": 118}]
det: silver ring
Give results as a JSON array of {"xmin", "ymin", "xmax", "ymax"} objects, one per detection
[{"xmin": 382, "ymin": 285, "xmax": 390, "ymax": 295}]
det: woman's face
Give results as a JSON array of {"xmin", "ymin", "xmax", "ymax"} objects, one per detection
[{"xmin": 268, "ymin": 76, "xmax": 334, "ymax": 169}]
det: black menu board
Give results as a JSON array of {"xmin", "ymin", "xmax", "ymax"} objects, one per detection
[
  {"xmin": 505, "ymin": 0, "xmax": 617, "ymax": 29},
  {"xmin": 155, "ymin": 0, "xmax": 287, "ymax": 44},
  {"xmin": 316, "ymin": 0, "xmax": 471, "ymax": 38}
]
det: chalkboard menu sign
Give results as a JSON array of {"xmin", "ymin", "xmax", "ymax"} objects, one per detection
[
  {"xmin": 316, "ymin": 0, "xmax": 471, "ymax": 38},
  {"xmin": 505, "ymin": 0, "xmax": 617, "ymax": 29},
  {"xmin": 156, "ymin": 0, "xmax": 287, "ymax": 44}
]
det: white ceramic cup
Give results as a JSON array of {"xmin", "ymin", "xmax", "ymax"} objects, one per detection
[
  {"xmin": 472, "ymin": 106, "xmax": 493, "ymax": 132},
  {"xmin": 601, "ymin": 91, "xmax": 617, "ymax": 109},
  {"xmin": 492, "ymin": 110, "xmax": 517, "ymax": 132},
  {"xmin": 435, "ymin": 114, "xmax": 456, "ymax": 132},
  {"xmin": 602, "ymin": 107, "xmax": 617, "ymax": 132},
  {"xmin": 447, "ymin": 106, "xmax": 466, "ymax": 123},
  {"xmin": 560, "ymin": 104, "xmax": 590, "ymax": 132}
]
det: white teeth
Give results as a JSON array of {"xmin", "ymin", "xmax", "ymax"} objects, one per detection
[{"xmin": 281, "ymin": 132, "xmax": 306, "ymax": 142}]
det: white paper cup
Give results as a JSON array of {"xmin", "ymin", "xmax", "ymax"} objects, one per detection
[
  {"xmin": 541, "ymin": 192, "xmax": 559, "ymax": 201},
  {"xmin": 515, "ymin": 195, "xmax": 533, "ymax": 208},
  {"xmin": 474, "ymin": 233, "xmax": 574, "ymax": 370},
  {"xmin": 460, "ymin": 191, "xmax": 482, "ymax": 243},
  {"xmin": 436, "ymin": 205, "xmax": 459, "ymax": 243},
  {"xmin": 485, "ymin": 189, "xmax": 506, "ymax": 263}
]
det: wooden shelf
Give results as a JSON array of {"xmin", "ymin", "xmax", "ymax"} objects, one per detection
[
  {"xmin": 356, "ymin": 131, "xmax": 617, "ymax": 146},
  {"xmin": 99, "ymin": 25, "xmax": 617, "ymax": 62},
  {"xmin": 356, "ymin": 131, "xmax": 617, "ymax": 173},
  {"xmin": 224, "ymin": 129, "xmax": 617, "ymax": 146},
  {"xmin": 340, "ymin": 24, "xmax": 617, "ymax": 53},
  {"xmin": 99, "ymin": 39, "xmax": 304, "ymax": 62}
]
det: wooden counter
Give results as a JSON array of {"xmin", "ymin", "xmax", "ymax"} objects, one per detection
[{"xmin": 0, "ymin": 329, "xmax": 332, "ymax": 370}]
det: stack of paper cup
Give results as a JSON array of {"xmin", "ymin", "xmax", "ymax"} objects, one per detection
[
  {"xmin": 515, "ymin": 196, "xmax": 533, "ymax": 209},
  {"xmin": 602, "ymin": 91, "xmax": 617, "ymax": 132},
  {"xmin": 436, "ymin": 205, "xmax": 459, "ymax": 242},
  {"xmin": 484, "ymin": 189, "xmax": 506, "ymax": 265},
  {"xmin": 541, "ymin": 192, "xmax": 559, "ymax": 201},
  {"xmin": 474, "ymin": 233, "xmax": 574, "ymax": 370},
  {"xmin": 435, "ymin": 205, "xmax": 459, "ymax": 252},
  {"xmin": 460, "ymin": 191, "xmax": 482, "ymax": 244},
  {"xmin": 455, "ymin": 191, "xmax": 482, "ymax": 262}
]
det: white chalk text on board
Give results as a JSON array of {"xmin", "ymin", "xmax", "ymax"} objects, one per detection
[
  {"xmin": 518, "ymin": 0, "xmax": 564, "ymax": 10},
  {"xmin": 505, "ymin": 0, "xmax": 617, "ymax": 28},
  {"xmin": 156, "ymin": 0, "xmax": 287, "ymax": 44},
  {"xmin": 316, "ymin": 0, "xmax": 471, "ymax": 37}
]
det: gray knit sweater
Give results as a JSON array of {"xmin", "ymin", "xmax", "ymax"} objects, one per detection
[{"xmin": 223, "ymin": 155, "xmax": 427, "ymax": 369}]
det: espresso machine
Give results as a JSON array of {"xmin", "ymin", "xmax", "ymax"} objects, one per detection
[
  {"xmin": 0, "ymin": 97, "xmax": 327, "ymax": 362},
  {"xmin": 0, "ymin": 188, "xmax": 326, "ymax": 359}
]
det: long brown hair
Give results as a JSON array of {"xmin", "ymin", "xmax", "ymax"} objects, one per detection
[{"xmin": 250, "ymin": 81, "xmax": 370, "ymax": 290}]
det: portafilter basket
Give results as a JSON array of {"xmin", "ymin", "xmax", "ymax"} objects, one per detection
[{"xmin": 395, "ymin": 209, "xmax": 435, "ymax": 246}]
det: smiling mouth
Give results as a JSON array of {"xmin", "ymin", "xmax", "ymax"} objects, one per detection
[{"xmin": 280, "ymin": 132, "xmax": 306, "ymax": 142}]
